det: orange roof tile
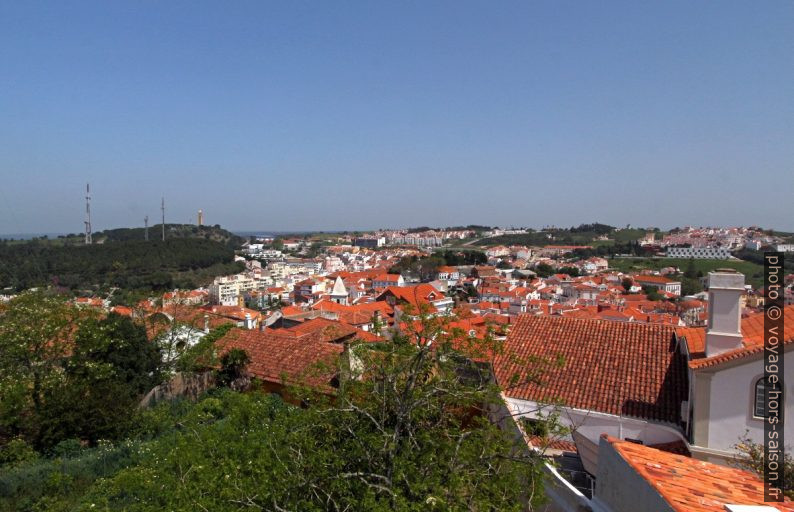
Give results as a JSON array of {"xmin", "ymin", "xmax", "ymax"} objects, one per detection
[
  {"xmin": 605, "ymin": 435, "xmax": 794, "ymax": 512},
  {"xmin": 682, "ymin": 305, "xmax": 794, "ymax": 368},
  {"xmin": 634, "ymin": 275, "xmax": 677, "ymax": 284},
  {"xmin": 215, "ymin": 328, "xmax": 343, "ymax": 390},
  {"xmin": 376, "ymin": 284, "xmax": 445, "ymax": 308},
  {"xmin": 282, "ymin": 317, "xmax": 359, "ymax": 343},
  {"xmin": 495, "ymin": 315, "xmax": 687, "ymax": 423}
]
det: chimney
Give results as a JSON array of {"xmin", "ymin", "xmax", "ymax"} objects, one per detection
[{"xmin": 705, "ymin": 269, "xmax": 745, "ymax": 357}]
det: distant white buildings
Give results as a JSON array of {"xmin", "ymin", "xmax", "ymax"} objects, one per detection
[
  {"xmin": 353, "ymin": 236, "xmax": 386, "ymax": 248},
  {"xmin": 633, "ymin": 275, "xmax": 682, "ymax": 296},
  {"xmin": 209, "ymin": 274, "xmax": 256, "ymax": 306}
]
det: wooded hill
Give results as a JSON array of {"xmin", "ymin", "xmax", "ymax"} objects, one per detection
[
  {"xmin": 40, "ymin": 224, "xmax": 244, "ymax": 249},
  {"xmin": 0, "ymin": 238, "xmax": 242, "ymax": 292}
]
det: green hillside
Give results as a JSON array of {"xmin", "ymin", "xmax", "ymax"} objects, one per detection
[
  {"xmin": 0, "ymin": 238, "xmax": 243, "ymax": 292},
  {"xmin": 608, "ymin": 257, "xmax": 764, "ymax": 287}
]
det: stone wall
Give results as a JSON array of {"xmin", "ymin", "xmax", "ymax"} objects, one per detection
[{"xmin": 139, "ymin": 371, "xmax": 217, "ymax": 409}]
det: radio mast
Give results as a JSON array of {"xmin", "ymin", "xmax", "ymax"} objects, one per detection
[
  {"xmin": 144, "ymin": 215, "xmax": 149, "ymax": 241},
  {"xmin": 161, "ymin": 197, "xmax": 165, "ymax": 241},
  {"xmin": 84, "ymin": 183, "xmax": 92, "ymax": 245}
]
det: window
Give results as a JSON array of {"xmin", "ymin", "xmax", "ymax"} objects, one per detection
[{"xmin": 753, "ymin": 378, "xmax": 766, "ymax": 418}]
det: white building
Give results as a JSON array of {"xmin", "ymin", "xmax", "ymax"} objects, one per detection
[
  {"xmin": 209, "ymin": 274, "xmax": 256, "ymax": 306},
  {"xmin": 685, "ymin": 270, "xmax": 794, "ymax": 464},
  {"xmin": 666, "ymin": 246, "xmax": 731, "ymax": 259}
]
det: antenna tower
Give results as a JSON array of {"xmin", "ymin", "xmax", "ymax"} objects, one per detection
[
  {"xmin": 161, "ymin": 197, "xmax": 165, "ymax": 241},
  {"xmin": 144, "ymin": 215, "xmax": 149, "ymax": 241},
  {"xmin": 84, "ymin": 183, "xmax": 92, "ymax": 244}
]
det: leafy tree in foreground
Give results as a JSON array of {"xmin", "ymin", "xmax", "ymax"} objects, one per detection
[
  {"xmin": 0, "ymin": 293, "xmax": 82, "ymax": 447},
  {"xmin": 0, "ymin": 294, "xmax": 162, "ymax": 451},
  {"xmin": 74, "ymin": 304, "xmax": 561, "ymax": 511},
  {"xmin": 37, "ymin": 313, "xmax": 162, "ymax": 448}
]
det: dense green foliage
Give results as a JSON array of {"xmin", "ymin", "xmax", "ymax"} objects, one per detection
[
  {"xmin": 0, "ymin": 295, "xmax": 162, "ymax": 452},
  {"xmin": 734, "ymin": 248, "xmax": 794, "ymax": 273},
  {"xmin": 472, "ymin": 224, "xmax": 656, "ymax": 248},
  {"xmin": 1, "ymin": 296, "xmax": 557, "ymax": 511},
  {"xmin": 534, "ymin": 263, "xmax": 555, "ymax": 278},
  {"xmin": 175, "ymin": 323, "xmax": 234, "ymax": 373},
  {"xmin": 389, "ymin": 250, "xmax": 487, "ymax": 280},
  {"xmin": 607, "ymin": 257, "xmax": 764, "ymax": 288},
  {"xmin": 0, "ymin": 238, "xmax": 242, "ymax": 292},
  {"xmin": 44, "ymin": 224, "xmax": 245, "ymax": 249}
]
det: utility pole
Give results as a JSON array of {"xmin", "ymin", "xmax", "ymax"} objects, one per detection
[
  {"xmin": 161, "ymin": 197, "xmax": 165, "ymax": 241},
  {"xmin": 84, "ymin": 183, "xmax": 92, "ymax": 245},
  {"xmin": 144, "ymin": 215, "xmax": 149, "ymax": 241}
]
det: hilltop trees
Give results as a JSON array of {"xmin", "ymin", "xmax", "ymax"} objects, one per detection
[{"xmin": 0, "ymin": 238, "xmax": 242, "ymax": 292}]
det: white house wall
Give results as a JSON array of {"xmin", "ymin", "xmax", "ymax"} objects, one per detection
[{"xmin": 704, "ymin": 349, "xmax": 794, "ymax": 453}]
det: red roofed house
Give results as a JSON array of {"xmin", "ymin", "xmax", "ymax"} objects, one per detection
[
  {"xmin": 376, "ymin": 284, "xmax": 454, "ymax": 317},
  {"xmin": 677, "ymin": 270, "xmax": 794, "ymax": 465},
  {"xmin": 501, "ymin": 270, "xmax": 793, "ymax": 509},
  {"xmin": 495, "ymin": 314, "xmax": 690, "ymax": 453},
  {"xmin": 634, "ymin": 274, "xmax": 682, "ymax": 296},
  {"xmin": 215, "ymin": 328, "xmax": 343, "ymax": 398}
]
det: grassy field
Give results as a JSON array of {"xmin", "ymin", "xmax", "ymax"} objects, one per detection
[{"xmin": 608, "ymin": 257, "xmax": 764, "ymax": 287}]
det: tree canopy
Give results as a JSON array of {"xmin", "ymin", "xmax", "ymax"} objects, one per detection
[
  {"xmin": 0, "ymin": 296, "xmax": 561, "ymax": 511},
  {"xmin": 0, "ymin": 238, "xmax": 242, "ymax": 292}
]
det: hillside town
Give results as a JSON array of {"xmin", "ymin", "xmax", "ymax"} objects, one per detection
[
  {"xmin": 8, "ymin": 224, "xmax": 790, "ymax": 511},
  {"xmin": 3, "ymin": 2, "xmax": 793, "ymax": 509}
]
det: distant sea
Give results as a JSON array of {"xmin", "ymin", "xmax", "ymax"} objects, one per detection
[
  {"xmin": 0, "ymin": 232, "xmax": 67, "ymax": 240},
  {"xmin": 233, "ymin": 230, "xmax": 345, "ymax": 238}
]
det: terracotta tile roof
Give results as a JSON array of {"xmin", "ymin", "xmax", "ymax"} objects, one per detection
[
  {"xmin": 527, "ymin": 435, "xmax": 578, "ymax": 452},
  {"xmin": 283, "ymin": 317, "xmax": 359, "ymax": 343},
  {"xmin": 373, "ymin": 273, "xmax": 402, "ymax": 282},
  {"xmin": 675, "ymin": 326, "xmax": 707, "ymax": 358},
  {"xmin": 634, "ymin": 275, "xmax": 678, "ymax": 284},
  {"xmin": 605, "ymin": 435, "xmax": 794, "ymax": 512},
  {"xmin": 683, "ymin": 305, "xmax": 794, "ymax": 369},
  {"xmin": 215, "ymin": 328, "xmax": 343, "ymax": 390},
  {"xmin": 201, "ymin": 305, "xmax": 262, "ymax": 322},
  {"xmin": 144, "ymin": 305, "xmax": 235, "ymax": 339},
  {"xmin": 376, "ymin": 284, "xmax": 446, "ymax": 308},
  {"xmin": 312, "ymin": 300, "xmax": 393, "ymax": 318},
  {"xmin": 110, "ymin": 305, "xmax": 133, "ymax": 316},
  {"xmin": 280, "ymin": 305, "xmax": 307, "ymax": 317},
  {"xmin": 495, "ymin": 315, "xmax": 687, "ymax": 424}
]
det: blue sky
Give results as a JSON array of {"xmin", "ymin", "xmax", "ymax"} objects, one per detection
[{"xmin": 1, "ymin": 1, "xmax": 792, "ymax": 234}]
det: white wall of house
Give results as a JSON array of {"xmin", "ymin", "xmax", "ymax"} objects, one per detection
[{"xmin": 695, "ymin": 349, "xmax": 794, "ymax": 456}]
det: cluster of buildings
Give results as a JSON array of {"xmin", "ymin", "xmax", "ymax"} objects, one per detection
[
  {"xmin": 637, "ymin": 226, "xmax": 794, "ymax": 259},
  {"xmin": 353, "ymin": 229, "xmax": 475, "ymax": 247},
  {"xmin": 201, "ymin": 260, "xmax": 794, "ymax": 510},
  {"xmin": 40, "ymin": 227, "xmax": 794, "ymax": 511}
]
